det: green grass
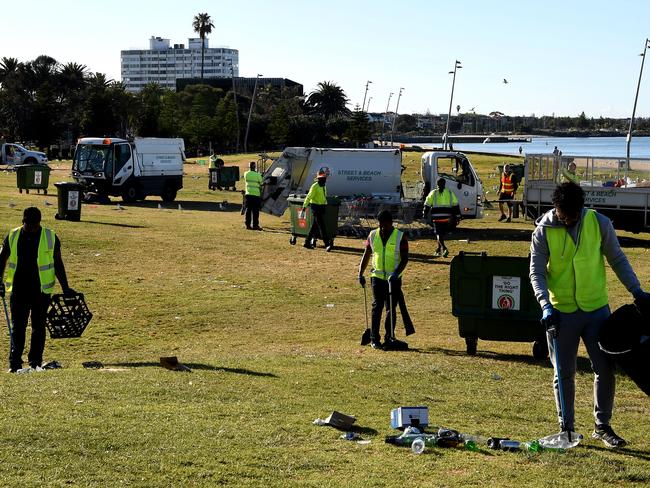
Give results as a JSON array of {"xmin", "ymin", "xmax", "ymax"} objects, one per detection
[{"xmin": 0, "ymin": 152, "xmax": 648, "ymax": 487}]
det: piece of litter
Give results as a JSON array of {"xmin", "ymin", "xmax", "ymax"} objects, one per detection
[
  {"xmin": 94, "ymin": 253, "xmax": 101, "ymax": 257},
  {"xmin": 491, "ymin": 373, "xmax": 502, "ymax": 381},
  {"xmin": 313, "ymin": 411, "xmax": 356, "ymax": 430},
  {"xmin": 326, "ymin": 304, "xmax": 335, "ymax": 308},
  {"xmin": 357, "ymin": 440, "xmax": 371, "ymax": 445},
  {"xmin": 175, "ymin": 316, "xmax": 181, "ymax": 320},
  {"xmin": 75, "ymin": 400, "xmax": 84, "ymax": 404},
  {"xmin": 43, "ymin": 360, "xmax": 62, "ymax": 370},
  {"xmin": 160, "ymin": 356, "xmax": 192, "ymax": 372},
  {"xmin": 340, "ymin": 432, "xmax": 361, "ymax": 441}
]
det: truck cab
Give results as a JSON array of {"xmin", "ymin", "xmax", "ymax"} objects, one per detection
[
  {"xmin": 1, "ymin": 143, "xmax": 49, "ymax": 166},
  {"xmin": 421, "ymin": 151, "xmax": 484, "ymax": 219},
  {"xmin": 72, "ymin": 137, "xmax": 185, "ymax": 202}
]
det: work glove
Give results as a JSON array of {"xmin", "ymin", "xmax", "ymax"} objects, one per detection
[
  {"xmin": 63, "ymin": 286, "xmax": 77, "ymax": 297},
  {"xmin": 541, "ymin": 304, "xmax": 561, "ymax": 338},
  {"xmin": 632, "ymin": 287, "xmax": 650, "ymax": 315},
  {"xmin": 358, "ymin": 275, "xmax": 366, "ymax": 288},
  {"xmin": 0, "ymin": 282, "xmax": 5, "ymax": 298}
]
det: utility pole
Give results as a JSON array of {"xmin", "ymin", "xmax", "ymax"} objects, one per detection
[
  {"xmin": 380, "ymin": 92, "xmax": 393, "ymax": 146},
  {"xmin": 390, "ymin": 87, "xmax": 404, "ymax": 147},
  {"xmin": 244, "ymin": 74, "xmax": 262, "ymax": 153},
  {"xmin": 229, "ymin": 60, "xmax": 241, "ymax": 153},
  {"xmin": 444, "ymin": 60, "xmax": 462, "ymax": 150},
  {"xmin": 626, "ymin": 38, "xmax": 650, "ymax": 168}
]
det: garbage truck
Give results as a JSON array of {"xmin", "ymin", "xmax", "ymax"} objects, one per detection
[
  {"xmin": 71, "ymin": 137, "xmax": 185, "ymax": 202},
  {"xmin": 0, "ymin": 142, "xmax": 49, "ymax": 166},
  {"xmin": 523, "ymin": 153, "xmax": 650, "ymax": 233},
  {"xmin": 260, "ymin": 147, "xmax": 484, "ymax": 219}
]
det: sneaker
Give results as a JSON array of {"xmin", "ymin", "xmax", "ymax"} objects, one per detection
[
  {"xmin": 498, "ymin": 214, "xmax": 507, "ymax": 222},
  {"xmin": 433, "ymin": 251, "xmax": 441, "ymax": 258},
  {"xmin": 370, "ymin": 341, "xmax": 383, "ymax": 350},
  {"xmin": 245, "ymin": 225, "xmax": 253, "ymax": 230},
  {"xmin": 303, "ymin": 242, "xmax": 314, "ymax": 249},
  {"xmin": 253, "ymin": 226, "xmax": 263, "ymax": 231},
  {"xmin": 325, "ymin": 243, "xmax": 333, "ymax": 252},
  {"xmin": 505, "ymin": 217, "xmax": 511, "ymax": 223},
  {"xmin": 592, "ymin": 424, "xmax": 627, "ymax": 448},
  {"xmin": 442, "ymin": 249, "xmax": 449, "ymax": 258}
]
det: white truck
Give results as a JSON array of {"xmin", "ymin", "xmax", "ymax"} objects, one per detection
[
  {"xmin": 523, "ymin": 154, "xmax": 650, "ymax": 233},
  {"xmin": 72, "ymin": 137, "xmax": 185, "ymax": 202},
  {"xmin": 260, "ymin": 147, "xmax": 484, "ymax": 219},
  {"xmin": 0, "ymin": 142, "xmax": 49, "ymax": 166}
]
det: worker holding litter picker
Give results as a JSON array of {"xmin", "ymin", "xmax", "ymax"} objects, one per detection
[
  {"xmin": 0, "ymin": 207, "xmax": 75, "ymax": 372},
  {"xmin": 301, "ymin": 170, "xmax": 333, "ymax": 251},
  {"xmin": 530, "ymin": 182, "xmax": 650, "ymax": 448},
  {"xmin": 358, "ymin": 210, "xmax": 409, "ymax": 350}
]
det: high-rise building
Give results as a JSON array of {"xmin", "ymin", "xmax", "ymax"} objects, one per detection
[{"xmin": 121, "ymin": 36, "xmax": 239, "ymax": 93}]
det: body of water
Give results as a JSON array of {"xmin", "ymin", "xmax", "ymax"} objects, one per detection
[{"xmin": 421, "ymin": 136, "xmax": 650, "ymax": 158}]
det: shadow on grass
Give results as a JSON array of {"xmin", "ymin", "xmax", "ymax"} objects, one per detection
[
  {"xmin": 82, "ymin": 220, "xmax": 148, "ymax": 229},
  {"xmin": 411, "ymin": 346, "xmax": 594, "ymax": 373},
  {"xmin": 327, "ymin": 424, "xmax": 379, "ymax": 436},
  {"xmin": 452, "ymin": 227, "xmax": 534, "ymax": 242},
  {"xmin": 89, "ymin": 199, "xmax": 244, "ymax": 213},
  {"xmin": 582, "ymin": 443, "xmax": 650, "ymax": 462},
  {"xmin": 107, "ymin": 361, "xmax": 277, "ymax": 377},
  {"xmin": 327, "ymin": 245, "xmax": 450, "ymax": 265}
]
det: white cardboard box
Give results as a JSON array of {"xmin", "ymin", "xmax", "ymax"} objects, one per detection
[{"xmin": 390, "ymin": 406, "xmax": 429, "ymax": 429}]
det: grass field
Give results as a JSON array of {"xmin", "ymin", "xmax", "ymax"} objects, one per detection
[{"xmin": 0, "ymin": 151, "xmax": 648, "ymax": 487}]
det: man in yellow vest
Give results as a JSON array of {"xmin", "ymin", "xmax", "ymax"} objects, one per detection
[
  {"xmin": 560, "ymin": 161, "xmax": 580, "ymax": 184},
  {"xmin": 423, "ymin": 178, "xmax": 460, "ymax": 258},
  {"xmin": 497, "ymin": 164, "xmax": 517, "ymax": 222},
  {"xmin": 530, "ymin": 183, "xmax": 649, "ymax": 448},
  {"xmin": 358, "ymin": 210, "xmax": 409, "ymax": 349},
  {"xmin": 243, "ymin": 161, "xmax": 263, "ymax": 230},
  {"xmin": 0, "ymin": 207, "xmax": 74, "ymax": 372},
  {"xmin": 302, "ymin": 170, "xmax": 332, "ymax": 251}
]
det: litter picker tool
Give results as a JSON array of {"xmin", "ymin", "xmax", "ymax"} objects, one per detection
[
  {"xmin": 385, "ymin": 279, "xmax": 408, "ymax": 350},
  {"xmin": 2, "ymin": 295, "xmax": 14, "ymax": 356},
  {"xmin": 360, "ymin": 285, "xmax": 371, "ymax": 346},
  {"xmin": 539, "ymin": 323, "xmax": 582, "ymax": 449}
]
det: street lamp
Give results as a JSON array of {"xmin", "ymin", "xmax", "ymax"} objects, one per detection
[
  {"xmin": 380, "ymin": 92, "xmax": 393, "ymax": 145},
  {"xmin": 390, "ymin": 87, "xmax": 405, "ymax": 147},
  {"xmin": 361, "ymin": 80, "xmax": 372, "ymax": 114},
  {"xmin": 626, "ymin": 38, "xmax": 650, "ymax": 167},
  {"xmin": 244, "ymin": 74, "xmax": 262, "ymax": 153},
  {"xmin": 444, "ymin": 60, "xmax": 462, "ymax": 150},
  {"xmin": 229, "ymin": 59, "xmax": 241, "ymax": 153},
  {"xmin": 366, "ymin": 96, "xmax": 373, "ymax": 113}
]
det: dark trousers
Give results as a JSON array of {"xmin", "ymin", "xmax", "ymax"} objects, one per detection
[
  {"xmin": 370, "ymin": 277, "xmax": 401, "ymax": 342},
  {"xmin": 306, "ymin": 204, "xmax": 330, "ymax": 245},
  {"xmin": 9, "ymin": 292, "xmax": 50, "ymax": 370},
  {"xmin": 245, "ymin": 195, "xmax": 261, "ymax": 228}
]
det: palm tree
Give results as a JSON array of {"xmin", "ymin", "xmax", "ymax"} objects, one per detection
[
  {"xmin": 192, "ymin": 13, "xmax": 214, "ymax": 79},
  {"xmin": 306, "ymin": 81, "xmax": 351, "ymax": 120}
]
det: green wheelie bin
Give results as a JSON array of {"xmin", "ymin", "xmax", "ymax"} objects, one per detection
[
  {"xmin": 287, "ymin": 194, "xmax": 340, "ymax": 247},
  {"xmin": 209, "ymin": 166, "xmax": 239, "ymax": 191},
  {"xmin": 449, "ymin": 251, "xmax": 547, "ymax": 359},
  {"xmin": 16, "ymin": 164, "xmax": 51, "ymax": 194},
  {"xmin": 54, "ymin": 181, "xmax": 83, "ymax": 221}
]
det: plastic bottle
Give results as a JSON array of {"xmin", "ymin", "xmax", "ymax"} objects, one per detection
[
  {"xmin": 499, "ymin": 440, "xmax": 521, "ymax": 452},
  {"xmin": 464, "ymin": 439, "xmax": 479, "ymax": 451},
  {"xmin": 524, "ymin": 440, "xmax": 542, "ymax": 452},
  {"xmin": 412, "ymin": 438, "xmax": 426, "ymax": 454}
]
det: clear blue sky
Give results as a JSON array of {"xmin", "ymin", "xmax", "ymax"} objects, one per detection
[{"xmin": 2, "ymin": 0, "xmax": 650, "ymax": 118}]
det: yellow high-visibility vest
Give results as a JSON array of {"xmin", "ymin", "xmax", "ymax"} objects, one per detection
[
  {"xmin": 303, "ymin": 182, "xmax": 327, "ymax": 207},
  {"xmin": 5, "ymin": 226, "xmax": 56, "ymax": 294},
  {"xmin": 545, "ymin": 209, "xmax": 608, "ymax": 313},
  {"xmin": 244, "ymin": 170, "xmax": 263, "ymax": 196},
  {"xmin": 369, "ymin": 227, "xmax": 403, "ymax": 280}
]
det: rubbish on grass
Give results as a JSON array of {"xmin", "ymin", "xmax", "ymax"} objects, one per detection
[
  {"xmin": 313, "ymin": 411, "xmax": 356, "ymax": 429},
  {"xmin": 491, "ymin": 373, "xmax": 502, "ymax": 381},
  {"xmin": 43, "ymin": 360, "xmax": 62, "ymax": 369},
  {"xmin": 340, "ymin": 432, "xmax": 361, "ymax": 441},
  {"xmin": 538, "ymin": 431, "xmax": 583, "ymax": 449},
  {"xmin": 390, "ymin": 406, "xmax": 429, "ymax": 429},
  {"xmin": 160, "ymin": 356, "xmax": 192, "ymax": 372},
  {"xmin": 82, "ymin": 361, "xmax": 104, "ymax": 369},
  {"xmin": 357, "ymin": 439, "xmax": 371, "ymax": 445}
]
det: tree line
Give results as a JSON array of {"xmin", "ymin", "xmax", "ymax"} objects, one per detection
[{"xmin": 0, "ymin": 56, "xmax": 372, "ymax": 156}]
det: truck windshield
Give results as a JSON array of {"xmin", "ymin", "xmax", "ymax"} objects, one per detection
[{"xmin": 74, "ymin": 144, "xmax": 111, "ymax": 173}]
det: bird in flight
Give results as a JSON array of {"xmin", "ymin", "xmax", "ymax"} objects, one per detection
[{"xmin": 503, "ymin": 78, "xmax": 509, "ymax": 84}]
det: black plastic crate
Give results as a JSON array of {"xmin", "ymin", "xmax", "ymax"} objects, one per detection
[{"xmin": 46, "ymin": 293, "xmax": 93, "ymax": 339}]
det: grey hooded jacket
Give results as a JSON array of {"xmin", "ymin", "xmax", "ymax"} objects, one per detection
[{"xmin": 529, "ymin": 208, "xmax": 641, "ymax": 310}]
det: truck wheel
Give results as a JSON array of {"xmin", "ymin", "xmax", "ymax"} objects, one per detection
[
  {"xmin": 532, "ymin": 340, "xmax": 548, "ymax": 360},
  {"xmin": 161, "ymin": 186, "xmax": 177, "ymax": 203},
  {"xmin": 465, "ymin": 337, "xmax": 478, "ymax": 356},
  {"xmin": 122, "ymin": 185, "xmax": 139, "ymax": 203}
]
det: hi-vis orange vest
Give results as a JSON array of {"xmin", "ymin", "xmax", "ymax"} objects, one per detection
[{"xmin": 501, "ymin": 173, "xmax": 515, "ymax": 194}]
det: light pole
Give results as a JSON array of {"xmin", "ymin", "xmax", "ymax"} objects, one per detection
[
  {"xmin": 366, "ymin": 96, "xmax": 373, "ymax": 113},
  {"xmin": 244, "ymin": 74, "xmax": 262, "ymax": 153},
  {"xmin": 361, "ymin": 80, "xmax": 372, "ymax": 114},
  {"xmin": 380, "ymin": 92, "xmax": 393, "ymax": 146},
  {"xmin": 626, "ymin": 38, "xmax": 650, "ymax": 167},
  {"xmin": 444, "ymin": 60, "xmax": 462, "ymax": 150},
  {"xmin": 390, "ymin": 87, "xmax": 404, "ymax": 147}
]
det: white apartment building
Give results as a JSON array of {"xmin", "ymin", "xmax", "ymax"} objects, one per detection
[{"xmin": 121, "ymin": 36, "xmax": 239, "ymax": 93}]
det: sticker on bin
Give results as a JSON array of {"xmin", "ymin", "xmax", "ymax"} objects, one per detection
[
  {"xmin": 34, "ymin": 171, "xmax": 42, "ymax": 185},
  {"xmin": 211, "ymin": 172, "xmax": 218, "ymax": 182},
  {"xmin": 492, "ymin": 276, "xmax": 521, "ymax": 310},
  {"xmin": 68, "ymin": 190, "xmax": 79, "ymax": 210}
]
